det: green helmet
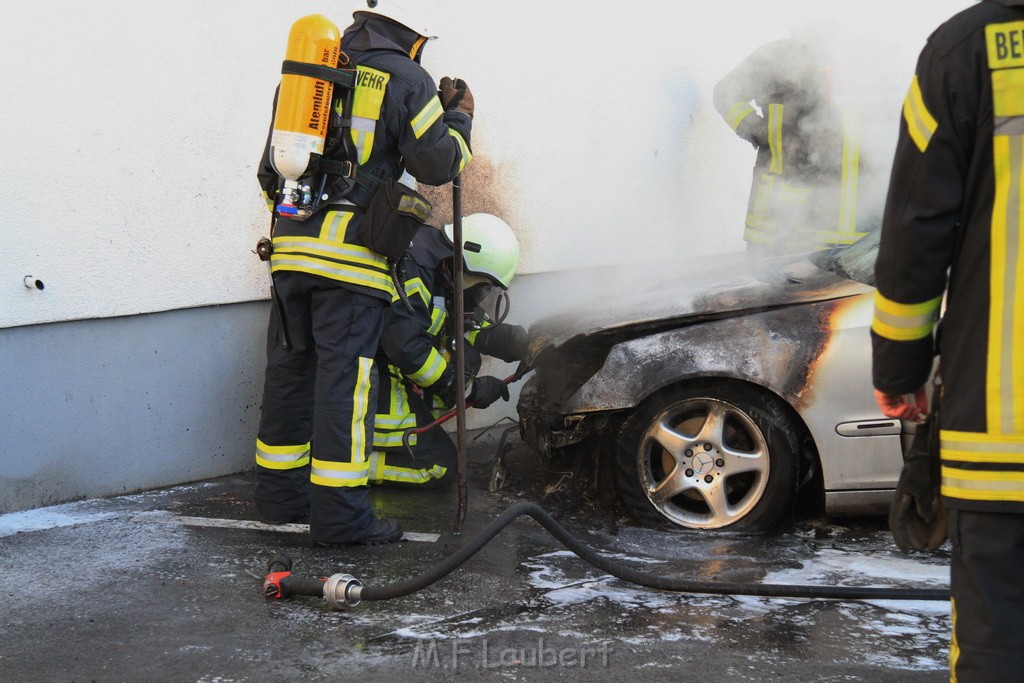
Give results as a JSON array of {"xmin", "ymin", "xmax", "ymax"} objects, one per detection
[{"xmin": 443, "ymin": 213, "xmax": 520, "ymax": 290}]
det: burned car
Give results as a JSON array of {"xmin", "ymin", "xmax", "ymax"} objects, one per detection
[{"xmin": 516, "ymin": 234, "xmax": 906, "ymax": 532}]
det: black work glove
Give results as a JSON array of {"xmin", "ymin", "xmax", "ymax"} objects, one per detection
[
  {"xmin": 473, "ymin": 323, "xmax": 530, "ymax": 363},
  {"xmin": 467, "ymin": 375, "xmax": 509, "ymax": 409},
  {"xmin": 889, "ymin": 411, "xmax": 947, "ymax": 553},
  {"xmin": 439, "ymin": 77, "xmax": 474, "ymax": 119}
]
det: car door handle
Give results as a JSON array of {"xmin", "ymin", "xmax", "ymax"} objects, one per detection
[{"xmin": 835, "ymin": 420, "xmax": 902, "ymax": 437}]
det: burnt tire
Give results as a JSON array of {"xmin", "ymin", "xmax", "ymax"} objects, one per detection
[{"xmin": 614, "ymin": 380, "xmax": 800, "ymax": 532}]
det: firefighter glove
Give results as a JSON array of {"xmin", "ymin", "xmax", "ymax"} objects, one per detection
[
  {"xmin": 889, "ymin": 412, "xmax": 947, "ymax": 553},
  {"xmin": 439, "ymin": 77, "xmax": 474, "ymax": 118},
  {"xmin": 467, "ymin": 375, "xmax": 509, "ymax": 409},
  {"xmin": 473, "ymin": 323, "xmax": 530, "ymax": 363}
]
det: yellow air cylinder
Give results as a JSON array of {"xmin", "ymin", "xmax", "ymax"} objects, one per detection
[{"xmin": 269, "ymin": 14, "xmax": 341, "ymax": 184}]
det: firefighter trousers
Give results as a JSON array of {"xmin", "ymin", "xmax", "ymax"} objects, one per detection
[
  {"xmin": 369, "ymin": 385, "xmax": 456, "ymax": 489},
  {"xmin": 949, "ymin": 508, "xmax": 1024, "ymax": 681},
  {"xmin": 254, "ymin": 271, "xmax": 385, "ymax": 544}
]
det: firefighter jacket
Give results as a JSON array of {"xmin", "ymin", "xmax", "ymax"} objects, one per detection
[
  {"xmin": 373, "ymin": 224, "xmax": 487, "ymax": 450},
  {"xmin": 256, "ymin": 14, "xmax": 473, "ymax": 302},
  {"xmin": 871, "ymin": 0, "xmax": 1024, "ymax": 512},
  {"xmin": 713, "ymin": 38, "xmax": 867, "ymax": 253}
]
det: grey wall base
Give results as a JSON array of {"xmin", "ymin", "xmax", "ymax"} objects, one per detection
[
  {"xmin": 1, "ymin": 302, "xmax": 271, "ymax": 514},
  {"xmin": 0, "ymin": 271, "xmax": 579, "ymax": 515}
]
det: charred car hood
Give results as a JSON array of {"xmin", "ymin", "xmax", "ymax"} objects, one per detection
[{"xmin": 525, "ymin": 258, "xmax": 873, "ymax": 363}]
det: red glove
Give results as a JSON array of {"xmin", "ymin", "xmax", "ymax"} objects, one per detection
[{"xmin": 874, "ymin": 387, "xmax": 929, "ymax": 422}]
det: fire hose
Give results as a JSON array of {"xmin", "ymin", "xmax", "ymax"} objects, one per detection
[
  {"xmin": 262, "ymin": 500, "xmax": 950, "ymax": 608},
  {"xmin": 400, "ymin": 364, "xmax": 532, "ymax": 460}
]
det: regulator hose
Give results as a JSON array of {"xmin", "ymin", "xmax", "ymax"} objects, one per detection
[{"xmin": 264, "ymin": 501, "xmax": 950, "ymax": 607}]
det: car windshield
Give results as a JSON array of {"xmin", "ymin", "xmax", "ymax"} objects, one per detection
[{"xmin": 809, "ymin": 229, "xmax": 880, "ymax": 287}]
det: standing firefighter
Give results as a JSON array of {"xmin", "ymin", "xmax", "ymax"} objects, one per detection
[
  {"xmin": 253, "ymin": 0, "xmax": 475, "ymax": 546},
  {"xmin": 713, "ymin": 36, "xmax": 868, "ymax": 268},
  {"xmin": 369, "ymin": 214, "xmax": 527, "ymax": 488},
  {"xmin": 871, "ymin": 0, "xmax": 1024, "ymax": 678}
]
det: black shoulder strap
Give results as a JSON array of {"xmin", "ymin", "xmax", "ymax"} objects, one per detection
[
  {"xmin": 280, "ymin": 56, "xmax": 363, "ymax": 218},
  {"xmin": 280, "ymin": 60, "xmax": 356, "ymax": 89}
]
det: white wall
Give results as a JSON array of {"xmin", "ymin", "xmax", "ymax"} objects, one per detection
[{"xmin": 2, "ymin": 0, "xmax": 972, "ymax": 330}]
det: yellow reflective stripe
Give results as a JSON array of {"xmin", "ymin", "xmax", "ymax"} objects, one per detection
[
  {"xmin": 941, "ymin": 465, "xmax": 1024, "ymax": 502},
  {"xmin": 747, "ymin": 173, "xmax": 777, "ymax": 230},
  {"xmin": 350, "ymin": 357, "xmax": 374, "ymax": 464},
  {"xmin": 349, "ymin": 66, "xmax": 388, "ymax": 163},
  {"xmin": 951, "ymin": 599, "xmax": 961, "ymax": 676},
  {"xmin": 988, "ymin": 132, "xmax": 1024, "ymax": 433},
  {"xmin": 350, "ymin": 116, "xmax": 376, "ymax": 165},
  {"xmin": 368, "ymin": 452, "xmax": 386, "ymax": 482},
  {"xmin": 389, "ymin": 369, "xmax": 408, "ymax": 416},
  {"xmin": 394, "ymin": 277, "xmax": 430, "ymax": 307},
  {"xmin": 374, "ymin": 370, "xmax": 417, "ymax": 449},
  {"xmin": 941, "ymin": 431, "xmax": 1024, "ymax": 501},
  {"xmin": 727, "ymin": 102, "xmax": 755, "ymax": 132},
  {"xmin": 374, "ymin": 429, "xmax": 417, "ymax": 448},
  {"xmin": 374, "ymin": 413, "xmax": 418, "ymax": 429},
  {"xmin": 903, "ymin": 75, "xmax": 938, "ymax": 153},
  {"xmin": 871, "ymin": 291, "xmax": 942, "ymax": 341},
  {"xmin": 743, "ymin": 224, "xmax": 776, "ymax": 244},
  {"xmin": 408, "ymin": 347, "xmax": 447, "ymax": 386},
  {"xmin": 310, "ymin": 457, "xmax": 369, "ymax": 487},
  {"xmin": 318, "ymin": 210, "xmax": 356, "ymax": 243},
  {"xmin": 992, "ymin": 68, "xmax": 1024, "ymax": 118},
  {"xmin": 942, "ymin": 429, "xmax": 1024, "ymax": 445},
  {"xmin": 448, "ymin": 129, "xmax": 472, "ymax": 173},
  {"xmin": 255, "ymin": 439, "xmax": 310, "ymax": 471},
  {"xmin": 467, "ymin": 329, "xmax": 481, "ymax": 345},
  {"xmin": 777, "ymin": 182, "xmax": 811, "ymax": 205},
  {"xmin": 273, "ymin": 232, "xmax": 389, "ymax": 270},
  {"xmin": 379, "ymin": 464, "xmax": 446, "ymax": 484},
  {"xmin": 768, "ymin": 103, "xmax": 784, "ymax": 174},
  {"xmin": 411, "ymin": 96, "xmax": 443, "ymax": 139},
  {"xmin": 367, "ymin": 451, "xmax": 447, "ymax": 484},
  {"xmin": 838, "ymin": 111, "xmax": 861, "ymax": 234},
  {"xmin": 271, "ymin": 258, "xmax": 394, "ymax": 292},
  {"xmin": 428, "ymin": 306, "xmax": 446, "ymax": 336}
]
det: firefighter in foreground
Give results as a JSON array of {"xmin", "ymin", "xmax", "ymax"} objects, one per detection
[
  {"xmin": 713, "ymin": 34, "xmax": 870, "ymax": 279},
  {"xmin": 253, "ymin": 1, "xmax": 475, "ymax": 546},
  {"xmin": 368, "ymin": 214, "xmax": 528, "ymax": 488},
  {"xmin": 871, "ymin": 1, "xmax": 1024, "ymax": 678}
]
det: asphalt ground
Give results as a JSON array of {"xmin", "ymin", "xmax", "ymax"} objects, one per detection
[{"xmin": 0, "ymin": 428, "xmax": 951, "ymax": 682}]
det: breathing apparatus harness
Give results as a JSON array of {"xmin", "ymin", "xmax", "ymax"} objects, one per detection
[
  {"xmin": 262, "ymin": 52, "xmax": 419, "ymax": 314},
  {"xmin": 274, "ymin": 55, "xmax": 360, "ymax": 219}
]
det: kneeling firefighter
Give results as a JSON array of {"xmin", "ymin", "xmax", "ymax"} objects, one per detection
[
  {"xmin": 368, "ymin": 214, "xmax": 529, "ymax": 488},
  {"xmin": 252, "ymin": 0, "xmax": 476, "ymax": 546}
]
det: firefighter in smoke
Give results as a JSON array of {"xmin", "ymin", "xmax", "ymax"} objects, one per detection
[
  {"xmin": 368, "ymin": 214, "xmax": 529, "ymax": 488},
  {"xmin": 713, "ymin": 33, "xmax": 869, "ymax": 275},
  {"xmin": 871, "ymin": 1, "xmax": 1024, "ymax": 678},
  {"xmin": 253, "ymin": 0, "xmax": 475, "ymax": 546}
]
